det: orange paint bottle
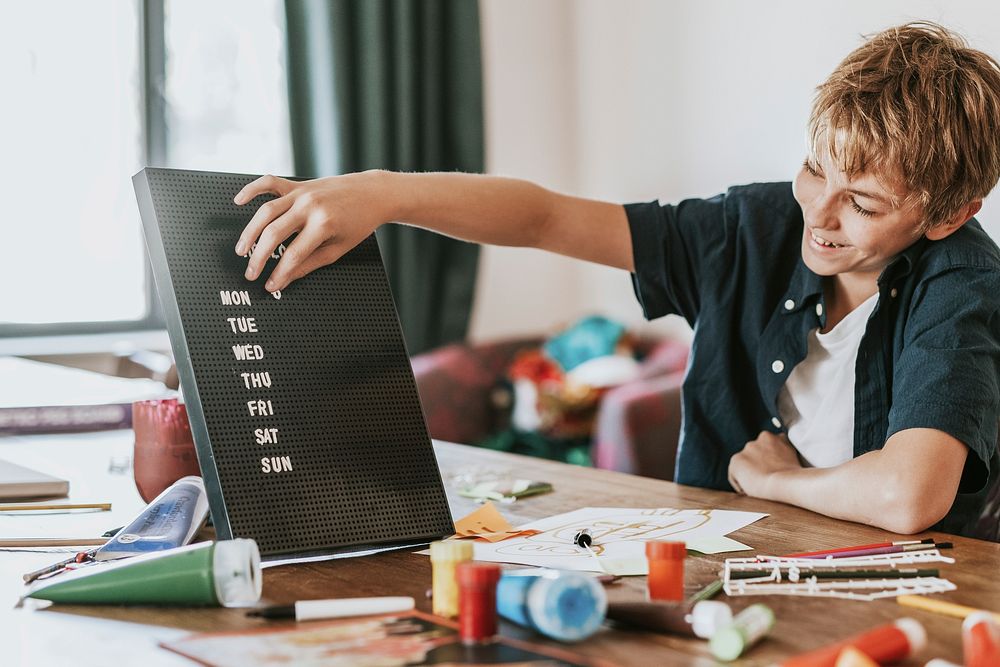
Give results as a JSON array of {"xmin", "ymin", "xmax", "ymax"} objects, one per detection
[{"xmin": 645, "ymin": 541, "xmax": 685, "ymax": 601}]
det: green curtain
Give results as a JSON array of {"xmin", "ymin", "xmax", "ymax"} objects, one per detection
[{"xmin": 284, "ymin": 0, "xmax": 483, "ymax": 355}]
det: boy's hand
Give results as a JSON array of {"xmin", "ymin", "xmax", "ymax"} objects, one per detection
[
  {"xmin": 233, "ymin": 170, "xmax": 392, "ymax": 292},
  {"xmin": 728, "ymin": 431, "xmax": 802, "ymax": 497}
]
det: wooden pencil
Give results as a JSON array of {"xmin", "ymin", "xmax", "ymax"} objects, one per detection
[
  {"xmin": 897, "ymin": 595, "xmax": 1000, "ymax": 624},
  {"xmin": 0, "ymin": 502, "xmax": 111, "ymax": 512}
]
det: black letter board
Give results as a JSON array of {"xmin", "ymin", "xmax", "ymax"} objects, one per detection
[{"xmin": 132, "ymin": 167, "xmax": 454, "ymax": 563}]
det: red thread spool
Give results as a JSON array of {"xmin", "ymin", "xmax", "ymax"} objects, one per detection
[
  {"xmin": 963, "ymin": 612, "xmax": 1000, "ymax": 667},
  {"xmin": 779, "ymin": 618, "xmax": 926, "ymax": 667},
  {"xmin": 646, "ymin": 541, "xmax": 686, "ymax": 601},
  {"xmin": 132, "ymin": 398, "xmax": 200, "ymax": 502},
  {"xmin": 456, "ymin": 562, "xmax": 501, "ymax": 645}
]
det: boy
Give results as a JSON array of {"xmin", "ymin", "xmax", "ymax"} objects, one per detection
[{"xmin": 233, "ymin": 22, "xmax": 1000, "ymax": 537}]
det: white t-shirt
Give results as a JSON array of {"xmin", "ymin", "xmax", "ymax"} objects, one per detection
[{"xmin": 776, "ymin": 292, "xmax": 879, "ymax": 468}]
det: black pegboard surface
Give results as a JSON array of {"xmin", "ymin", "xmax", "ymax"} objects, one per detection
[{"xmin": 133, "ymin": 167, "xmax": 453, "ymax": 560}]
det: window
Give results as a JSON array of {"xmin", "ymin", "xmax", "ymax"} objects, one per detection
[{"xmin": 0, "ymin": 0, "xmax": 291, "ymax": 339}]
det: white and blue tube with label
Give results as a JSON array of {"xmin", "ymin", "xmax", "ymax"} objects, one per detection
[{"xmin": 95, "ymin": 475, "xmax": 209, "ymax": 560}]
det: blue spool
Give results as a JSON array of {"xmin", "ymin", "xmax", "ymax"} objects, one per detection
[{"xmin": 496, "ymin": 569, "xmax": 607, "ymax": 642}]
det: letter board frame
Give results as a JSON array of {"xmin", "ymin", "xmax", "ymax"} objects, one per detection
[{"xmin": 132, "ymin": 167, "xmax": 454, "ymax": 562}]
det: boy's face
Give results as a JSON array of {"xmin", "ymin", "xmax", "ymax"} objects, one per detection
[{"xmin": 792, "ymin": 149, "xmax": 925, "ymax": 284}]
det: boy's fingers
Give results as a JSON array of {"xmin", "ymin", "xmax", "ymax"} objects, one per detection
[
  {"xmin": 280, "ymin": 245, "xmax": 353, "ymax": 290},
  {"xmin": 263, "ymin": 227, "xmax": 326, "ymax": 291},
  {"xmin": 244, "ymin": 211, "xmax": 301, "ymax": 281},
  {"xmin": 236, "ymin": 196, "xmax": 294, "ymax": 257},
  {"xmin": 233, "ymin": 174, "xmax": 292, "ymax": 205}
]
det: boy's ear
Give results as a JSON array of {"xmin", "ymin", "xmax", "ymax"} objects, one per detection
[{"xmin": 925, "ymin": 201, "xmax": 982, "ymax": 241}]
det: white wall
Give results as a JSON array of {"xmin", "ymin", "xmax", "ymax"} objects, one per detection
[{"xmin": 470, "ymin": 0, "xmax": 1000, "ymax": 343}]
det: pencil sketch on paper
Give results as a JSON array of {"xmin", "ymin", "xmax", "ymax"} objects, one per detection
[
  {"xmin": 471, "ymin": 507, "xmax": 768, "ymax": 573},
  {"xmin": 492, "ymin": 508, "xmax": 713, "ymax": 557}
]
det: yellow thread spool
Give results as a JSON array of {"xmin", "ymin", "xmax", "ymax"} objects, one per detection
[{"xmin": 430, "ymin": 540, "xmax": 474, "ymax": 618}]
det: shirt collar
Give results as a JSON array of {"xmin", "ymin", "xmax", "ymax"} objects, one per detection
[
  {"xmin": 781, "ymin": 256, "xmax": 824, "ymax": 314},
  {"xmin": 878, "ymin": 237, "xmax": 927, "ymax": 286},
  {"xmin": 782, "ymin": 237, "xmax": 930, "ymax": 314}
]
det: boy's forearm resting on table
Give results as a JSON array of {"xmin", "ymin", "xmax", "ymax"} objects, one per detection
[{"xmin": 729, "ymin": 429, "xmax": 968, "ymax": 534}]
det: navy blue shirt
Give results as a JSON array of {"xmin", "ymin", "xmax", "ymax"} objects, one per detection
[{"xmin": 627, "ymin": 182, "xmax": 1000, "ymax": 536}]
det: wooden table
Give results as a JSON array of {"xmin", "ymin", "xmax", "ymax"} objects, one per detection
[{"xmin": 2, "ymin": 435, "xmax": 998, "ymax": 666}]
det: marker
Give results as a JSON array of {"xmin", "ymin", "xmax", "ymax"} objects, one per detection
[
  {"xmin": 247, "ymin": 596, "xmax": 415, "ymax": 621},
  {"xmin": 783, "ymin": 538, "xmax": 934, "ymax": 558},
  {"xmin": 799, "ymin": 542, "xmax": 951, "ymax": 560},
  {"xmin": 574, "ymin": 529, "xmax": 593, "ymax": 549},
  {"xmin": 607, "ymin": 599, "xmax": 732, "ymax": 639}
]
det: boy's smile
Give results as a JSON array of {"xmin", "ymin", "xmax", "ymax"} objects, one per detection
[{"xmin": 792, "ymin": 149, "xmax": 925, "ymax": 301}]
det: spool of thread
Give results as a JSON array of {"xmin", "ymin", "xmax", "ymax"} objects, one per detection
[
  {"xmin": 429, "ymin": 540, "xmax": 473, "ymax": 618},
  {"xmin": 496, "ymin": 570, "xmax": 607, "ymax": 642},
  {"xmin": 456, "ymin": 562, "xmax": 501, "ymax": 645},
  {"xmin": 645, "ymin": 541, "xmax": 685, "ymax": 601},
  {"xmin": 606, "ymin": 599, "xmax": 733, "ymax": 639},
  {"xmin": 963, "ymin": 611, "xmax": 1000, "ymax": 667},
  {"xmin": 26, "ymin": 539, "xmax": 261, "ymax": 607},
  {"xmin": 833, "ymin": 647, "xmax": 878, "ymax": 667},
  {"xmin": 710, "ymin": 603, "xmax": 775, "ymax": 661},
  {"xmin": 132, "ymin": 398, "xmax": 201, "ymax": 503},
  {"xmin": 778, "ymin": 618, "xmax": 927, "ymax": 667}
]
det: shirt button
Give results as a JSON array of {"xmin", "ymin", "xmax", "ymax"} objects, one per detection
[
  {"xmin": 815, "ymin": 303, "xmax": 824, "ymax": 317},
  {"xmin": 771, "ymin": 360, "xmax": 785, "ymax": 373},
  {"xmin": 784, "ymin": 299, "xmax": 795, "ymax": 310},
  {"xmin": 890, "ymin": 288, "xmax": 898, "ymax": 298},
  {"xmin": 771, "ymin": 417, "xmax": 782, "ymax": 429}
]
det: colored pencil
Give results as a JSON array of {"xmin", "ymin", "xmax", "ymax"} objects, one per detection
[
  {"xmin": 783, "ymin": 538, "xmax": 933, "ymax": 558},
  {"xmin": 797, "ymin": 542, "xmax": 951, "ymax": 560},
  {"xmin": 688, "ymin": 579, "xmax": 724, "ymax": 601},
  {"xmin": 897, "ymin": 595, "xmax": 1000, "ymax": 624}
]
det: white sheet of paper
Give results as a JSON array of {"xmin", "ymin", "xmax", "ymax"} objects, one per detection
[{"xmin": 471, "ymin": 507, "xmax": 767, "ymax": 574}]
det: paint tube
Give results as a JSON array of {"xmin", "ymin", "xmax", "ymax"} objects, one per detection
[
  {"xmin": 95, "ymin": 475, "xmax": 208, "ymax": 560},
  {"xmin": 26, "ymin": 539, "xmax": 261, "ymax": 607}
]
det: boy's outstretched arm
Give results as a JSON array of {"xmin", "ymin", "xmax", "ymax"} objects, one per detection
[
  {"xmin": 233, "ymin": 170, "xmax": 633, "ymax": 292},
  {"xmin": 727, "ymin": 429, "xmax": 968, "ymax": 534}
]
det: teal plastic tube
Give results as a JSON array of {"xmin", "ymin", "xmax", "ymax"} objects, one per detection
[
  {"xmin": 496, "ymin": 569, "xmax": 607, "ymax": 642},
  {"xmin": 26, "ymin": 539, "xmax": 261, "ymax": 607}
]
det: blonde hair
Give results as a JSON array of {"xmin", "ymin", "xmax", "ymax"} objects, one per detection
[{"xmin": 809, "ymin": 22, "xmax": 1000, "ymax": 229}]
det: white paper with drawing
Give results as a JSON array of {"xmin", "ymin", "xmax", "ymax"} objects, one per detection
[{"xmin": 472, "ymin": 507, "xmax": 767, "ymax": 575}]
